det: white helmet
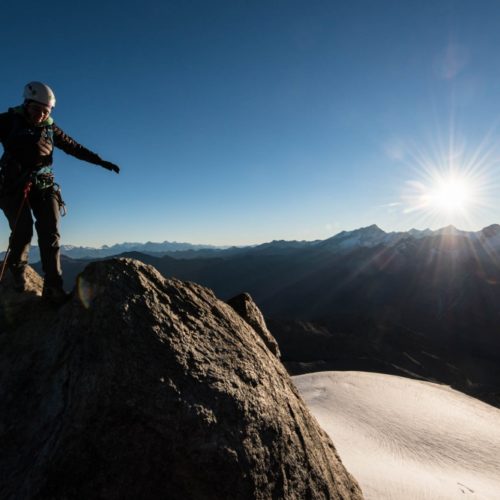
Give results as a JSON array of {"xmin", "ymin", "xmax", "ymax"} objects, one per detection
[{"xmin": 23, "ymin": 81, "xmax": 56, "ymax": 108}]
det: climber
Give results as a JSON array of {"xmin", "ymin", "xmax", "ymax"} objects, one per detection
[{"xmin": 0, "ymin": 81, "xmax": 120, "ymax": 303}]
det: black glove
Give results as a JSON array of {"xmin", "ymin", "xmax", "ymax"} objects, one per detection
[{"xmin": 100, "ymin": 160, "xmax": 120, "ymax": 174}]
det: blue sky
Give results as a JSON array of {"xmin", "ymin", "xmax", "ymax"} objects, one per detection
[{"xmin": 2, "ymin": 0, "xmax": 500, "ymax": 247}]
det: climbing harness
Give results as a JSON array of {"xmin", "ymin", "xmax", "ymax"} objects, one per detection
[
  {"xmin": 0, "ymin": 181, "xmax": 32, "ymax": 282},
  {"xmin": 53, "ymin": 183, "xmax": 67, "ymax": 217},
  {"xmin": 32, "ymin": 166, "xmax": 54, "ymax": 190}
]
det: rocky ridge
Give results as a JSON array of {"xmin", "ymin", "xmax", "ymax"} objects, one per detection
[{"xmin": 0, "ymin": 259, "xmax": 362, "ymax": 500}]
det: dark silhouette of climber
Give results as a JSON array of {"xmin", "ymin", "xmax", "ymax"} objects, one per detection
[{"xmin": 0, "ymin": 82, "xmax": 120, "ymax": 303}]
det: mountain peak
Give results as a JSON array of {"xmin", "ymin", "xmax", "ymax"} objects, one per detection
[
  {"xmin": 481, "ymin": 224, "xmax": 500, "ymax": 238},
  {"xmin": 322, "ymin": 224, "xmax": 387, "ymax": 250},
  {"xmin": 364, "ymin": 223, "xmax": 384, "ymax": 232},
  {"xmin": 348, "ymin": 224, "xmax": 386, "ymax": 238}
]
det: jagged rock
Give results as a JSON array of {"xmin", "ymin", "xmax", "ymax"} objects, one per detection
[
  {"xmin": 227, "ymin": 292, "xmax": 281, "ymax": 358},
  {"xmin": 0, "ymin": 265, "xmax": 43, "ymax": 331},
  {"xmin": 0, "ymin": 258, "xmax": 362, "ymax": 500},
  {"xmin": 0, "ymin": 264, "xmax": 43, "ymax": 295}
]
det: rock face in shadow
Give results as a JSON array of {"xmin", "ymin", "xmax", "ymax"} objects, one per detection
[
  {"xmin": 0, "ymin": 258, "xmax": 362, "ymax": 500},
  {"xmin": 0, "ymin": 266, "xmax": 43, "ymax": 330},
  {"xmin": 227, "ymin": 292, "xmax": 281, "ymax": 358}
]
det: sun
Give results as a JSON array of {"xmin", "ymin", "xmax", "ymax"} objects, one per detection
[
  {"xmin": 425, "ymin": 175, "xmax": 472, "ymax": 213},
  {"xmin": 414, "ymin": 171, "xmax": 481, "ymax": 221},
  {"xmin": 395, "ymin": 119, "xmax": 500, "ymax": 230},
  {"xmin": 401, "ymin": 163, "xmax": 492, "ymax": 228}
]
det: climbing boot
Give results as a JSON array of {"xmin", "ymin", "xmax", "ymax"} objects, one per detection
[
  {"xmin": 9, "ymin": 265, "xmax": 27, "ymax": 292},
  {"xmin": 42, "ymin": 284, "xmax": 71, "ymax": 305}
]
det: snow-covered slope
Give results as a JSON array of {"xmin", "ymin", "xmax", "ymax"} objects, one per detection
[
  {"xmin": 293, "ymin": 371, "xmax": 500, "ymax": 500},
  {"xmin": 320, "ymin": 224, "xmax": 405, "ymax": 251},
  {"xmin": 318, "ymin": 224, "xmax": 500, "ymax": 255}
]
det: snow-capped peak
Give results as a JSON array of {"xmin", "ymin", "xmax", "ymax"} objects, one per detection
[{"xmin": 322, "ymin": 224, "xmax": 407, "ymax": 251}]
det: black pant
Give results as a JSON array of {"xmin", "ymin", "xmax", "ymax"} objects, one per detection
[{"xmin": 1, "ymin": 186, "xmax": 62, "ymax": 288}]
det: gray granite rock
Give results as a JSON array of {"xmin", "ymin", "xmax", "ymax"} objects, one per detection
[
  {"xmin": 227, "ymin": 292, "xmax": 280, "ymax": 358},
  {"xmin": 0, "ymin": 258, "xmax": 363, "ymax": 500}
]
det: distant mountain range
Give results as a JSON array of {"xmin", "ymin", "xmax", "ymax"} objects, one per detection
[
  {"xmin": 7, "ymin": 223, "xmax": 500, "ymax": 262},
  {"xmin": 29, "ymin": 223, "xmax": 500, "ymax": 407},
  {"xmin": 1, "ymin": 240, "xmax": 226, "ymax": 263}
]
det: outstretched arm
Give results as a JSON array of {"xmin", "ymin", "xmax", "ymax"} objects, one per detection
[{"xmin": 52, "ymin": 124, "xmax": 120, "ymax": 173}]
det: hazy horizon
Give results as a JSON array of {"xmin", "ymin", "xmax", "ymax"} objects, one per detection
[{"xmin": 18, "ymin": 220, "xmax": 499, "ymax": 250}]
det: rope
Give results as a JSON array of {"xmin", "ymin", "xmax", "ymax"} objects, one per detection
[
  {"xmin": 53, "ymin": 183, "xmax": 67, "ymax": 217},
  {"xmin": 0, "ymin": 181, "xmax": 32, "ymax": 282}
]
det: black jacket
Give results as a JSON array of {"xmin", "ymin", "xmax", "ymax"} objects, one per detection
[{"xmin": 0, "ymin": 106, "xmax": 103, "ymax": 191}]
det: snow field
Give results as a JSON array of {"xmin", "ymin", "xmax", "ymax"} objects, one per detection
[{"xmin": 293, "ymin": 371, "xmax": 500, "ymax": 499}]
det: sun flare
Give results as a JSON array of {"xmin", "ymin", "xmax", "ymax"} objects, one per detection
[
  {"xmin": 400, "ymin": 137, "xmax": 498, "ymax": 229},
  {"xmin": 408, "ymin": 170, "xmax": 482, "ymax": 223},
  {"xmin": 425, "ymin": 176, "xmax": 472, "ymax": 213}
]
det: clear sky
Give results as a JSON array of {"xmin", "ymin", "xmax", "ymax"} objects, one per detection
[{"xmin": 2, "ymin": 0, "xmax": 500, "ymax": 247}]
